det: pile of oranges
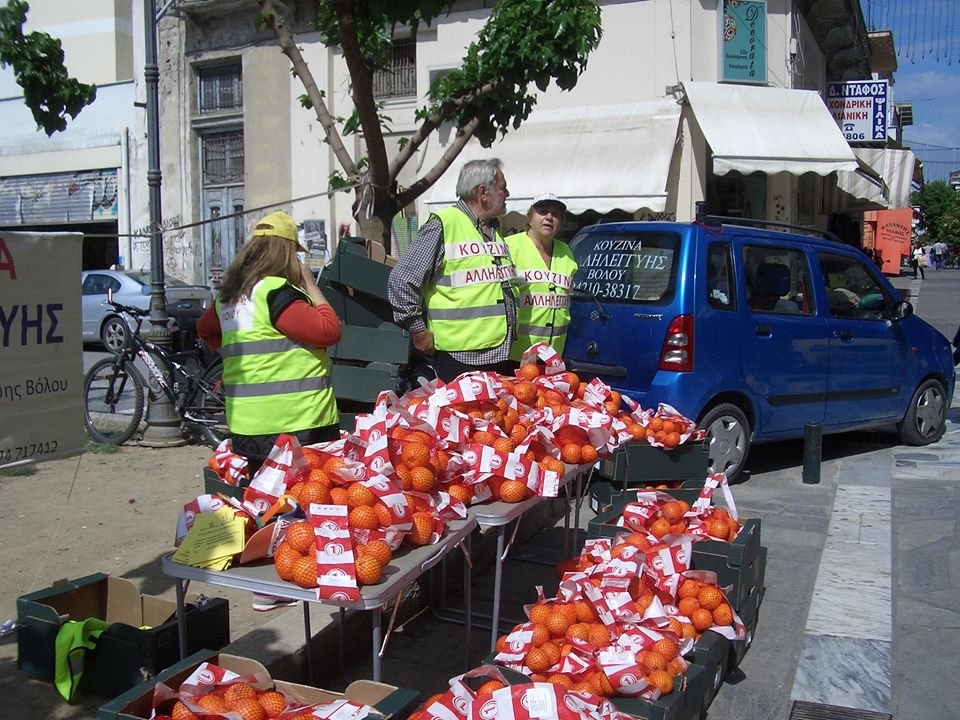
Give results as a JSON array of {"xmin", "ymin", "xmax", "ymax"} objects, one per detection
[
  {"xmin": 168, "ymin": 682, "xmax": 287, "ymax": 720},
  {"xmin": 493, "ymin": 599, "xmax": 687, "ymax": 698},
  {"xmin": 278, "ymin": 448, "xmax": 444, "ymax": 589},
  {"xmin": 674, "ymin": 577, "xmax": 736, "ymax": 635},
  {"xmin": 620, "ymin": 497, "xmax": 742, "ymax": 542}
]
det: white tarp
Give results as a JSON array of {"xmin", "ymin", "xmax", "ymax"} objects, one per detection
[
  {"xmin": 683, "ymin": 81, "xmax": 859, "ymax": 176},
  {"xmin": 0, "ymin": 232, "xmax": 85, "ymax": 468},
  {"xmin": 423, "ymin": 99, "xmax": 682, "ymax": 214},
  {"xmin": 836, "ymin": 147, "xmax": 917, "ymax": 209}
]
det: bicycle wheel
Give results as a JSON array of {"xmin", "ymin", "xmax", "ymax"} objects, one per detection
[
  {"xmin": 189, "ymin": 359, "xmax": 228, "ymax": 448},
  {"xmin": 83, "ymin": 357, "xmax": 146, "ymax": 444}
]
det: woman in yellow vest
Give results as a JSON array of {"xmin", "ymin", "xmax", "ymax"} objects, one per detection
[
  {"xmin": 505, "ymin": 193, "xmax": 579, "ymax": 360},
  {"xmin": 197, "ymin": 211, "xmax": 341, "ymax": 475}
]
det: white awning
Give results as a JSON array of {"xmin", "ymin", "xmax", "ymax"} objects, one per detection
[
  {"xmin": 423, "ymin": 99, "xmax": 682, "ymax": 215},
  {"xmin": 683, "ymin": 82, "xmax": 859, "ymax": 176},
  {"xmin": 835, "ymin": 147, "xmax": 917, "ymax": 209}
]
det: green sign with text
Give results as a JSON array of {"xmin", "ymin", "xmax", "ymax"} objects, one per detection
[{"xmin": 721, "ymin": 0, "xmax": 767, "ymax": 84}]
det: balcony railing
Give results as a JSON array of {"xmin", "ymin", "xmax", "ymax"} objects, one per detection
[{"xmin": 373, "ymin": 39, "xmax": 416, "ymax": 100}]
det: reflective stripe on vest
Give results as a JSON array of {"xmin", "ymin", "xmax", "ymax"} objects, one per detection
[
  {"xmin": 505, "ymin": 233, "xmax": 579, "ymax": 360},
  {"xmin": 216, "ymin": 276, "xmax": 338, "ymax": 434},
  {"xmin": 425, "ymin": 207, "xmax": 516, "ymax": 352}
]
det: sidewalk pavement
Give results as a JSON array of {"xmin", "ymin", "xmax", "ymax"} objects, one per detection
[{"xmin": 2, "ymin": 270, "xmax": 958, "ymax": 719}]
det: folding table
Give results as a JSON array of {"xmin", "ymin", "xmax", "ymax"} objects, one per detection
[{"xmin": 161, "ymin": 516, "xmax": 477, "ymax": 682}]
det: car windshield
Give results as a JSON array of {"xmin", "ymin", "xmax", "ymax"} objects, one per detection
[
  {"xmin": 569, "ymin": 229, "xmax": 681, "ymax": 304},
  {"xmin": 126, "ymin": 271, "xmax": 189, "ymax": 287}
]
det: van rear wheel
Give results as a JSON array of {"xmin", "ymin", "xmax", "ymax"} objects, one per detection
[
  {"xmin": 699, "ymin": 403, "xmax": 751, "ymax": 482},
  {"xmin": 898, "ymin": 378, "xmax": 947, "ymax": 446}
]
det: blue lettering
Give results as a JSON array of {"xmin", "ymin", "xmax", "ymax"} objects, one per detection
[{"xmin": 21, "ymin": 304, "xmax": 43, "ymax": 346}]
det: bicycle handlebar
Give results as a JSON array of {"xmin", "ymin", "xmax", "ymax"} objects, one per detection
[{"xmin": 104, "ymin": 298, "xmax": 151, "ymax": 318}]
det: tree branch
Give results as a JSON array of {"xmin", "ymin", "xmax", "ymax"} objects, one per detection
[
  {"xmin": 330, "ymin": 0, "xmax": 390, "ymax": 192},
  {"xmin": 257, "ymin": 0, "xmax": 357, "ymax": 179},
  {"xmin": 389, "ymin": 81, "xmax": 499, "ymax": 179},
  {"xmin": 395, "ymin": 116, "xmax": 481, "ymax": 208}
]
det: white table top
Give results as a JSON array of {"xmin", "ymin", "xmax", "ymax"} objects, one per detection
[
  {"xmin": 162, "ymin": 515, "xmax": 477, "ymax": 611},
  {"xmin": 470, "ymin": 462, "xmax": 593, "ymax": 528}
]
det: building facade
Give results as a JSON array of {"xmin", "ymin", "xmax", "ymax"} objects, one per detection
[
  {"xmin": 5, "ymin": 1, "xmax": 909, "ymax": 282},
  {"xmin": 0, "ymin": 0, "xmax": 149, "ymax": 271}
]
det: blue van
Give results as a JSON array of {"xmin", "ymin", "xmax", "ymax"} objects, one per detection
[{"xmin": 564, "ymin": 218, "xmax": 955, "ymax": 481}]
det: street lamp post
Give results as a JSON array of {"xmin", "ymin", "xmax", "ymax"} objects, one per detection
[{"xmin": 140, "ymin": 0, "xmax": 186, "ymax": 446}]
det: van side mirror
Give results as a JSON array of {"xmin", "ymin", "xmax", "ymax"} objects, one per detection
[{"xmin": 892, "ymin": 300, "xmax": 913, "ymax": 322}]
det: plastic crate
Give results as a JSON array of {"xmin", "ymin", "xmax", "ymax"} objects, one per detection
[
  {"xmin": 486, "ymin": 660, "xmax": 707, "ymax": 720},
  {"xmin": 600, "ymin": 440, "xmax": 708, "ymax": 486},
  {"xmin": 588, "ymin": 504, "xmax": 764, "ymax": 616},
  {"xmin": 202, "ymin": 466, "xmax": 244, "ymax": 501},
  {"xmin": 587, "ymin": 476, "xmax": 708, "ymax": 514},
  {"xmin": 687, "ymin": 629, "xmax": 729, "ymax": 714},
  {"xmin": 728, "ymin": 545, "xmax": 766, "ymax": 671}
]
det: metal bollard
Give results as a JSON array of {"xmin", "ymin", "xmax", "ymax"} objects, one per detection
[{"xmin": 802, "ymin": 421, "xmax": 822, "ymax": 484}]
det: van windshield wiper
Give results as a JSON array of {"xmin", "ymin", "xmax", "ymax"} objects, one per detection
[{"xmin": 571, "ymin": 288, "xmax": 610, "ymax": 321}]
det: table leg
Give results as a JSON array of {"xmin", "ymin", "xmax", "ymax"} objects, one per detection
[
  {"xmin": 463, "ymin": 532, "xmax": 472, "ymax": 671},
  {"xmin": 302, "ymin": 602, "xmax": 314, "ymax": 684},
  {"xmin": 175, "ymin": 579, "xmax": 188, "ymax": 659},
  {"xmin": 562, "ymin": 481, "xmax": 572, "ymax": 559},
  {"xmin": 573, "ymin": 473, "xmax": 584, "ymax": 548},
  {"xmin": 490, "ymin": 526, "xmax": 506, "ymax": 653},
  {"xmin": 372, "ymin": 607, "xmax": 383, "ymax": 682}
]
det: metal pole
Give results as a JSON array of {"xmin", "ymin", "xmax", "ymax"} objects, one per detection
[
  {"xmin": 802, "ymin": 422, "xmax": 822, "ymax": 485},
  {"xmin": 140, "ymin": 0, "xmax": 186, "ymax": 446}
]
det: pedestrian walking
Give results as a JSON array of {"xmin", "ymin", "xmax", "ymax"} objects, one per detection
[
  {"xmin": 933, "ymin": 240, "xmax": 948, "ymax": 271},
  {"xmin": 388, "ymin": 158, "xmax": 518, "ymax": 382},
  {"xmin": 912, "ymin": 244, "xmax": 926, "ymax": 280},
  {"xmin": 505, "ymin": 193, "xmax": 578, "ymax": 359}
]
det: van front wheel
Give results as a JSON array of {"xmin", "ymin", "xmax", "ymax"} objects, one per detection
[
  {"xmin": 699, "ymin": 403, "xmax": 751, "ymax": 482},
  {"xmin": 898, "ymin": 379, "xmax": 947, "ymax": 446}
]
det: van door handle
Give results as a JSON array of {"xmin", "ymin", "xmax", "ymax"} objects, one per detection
[
  {"xmin": 755, "ymin": 324, "xmax": 772, "ymax": 337},
  {"xmin": 833, "ymin": 329, "xmax": 855, "ymax": 340}
]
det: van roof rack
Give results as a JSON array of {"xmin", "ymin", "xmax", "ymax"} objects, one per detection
[{"xmin": 699, "ymin": 214, "xmax": 842, "ymax": 243}]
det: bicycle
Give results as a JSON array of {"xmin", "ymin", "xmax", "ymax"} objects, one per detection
[{"xmin": 82, "ymin": 295, "xmax": 228, "ymax": 447}]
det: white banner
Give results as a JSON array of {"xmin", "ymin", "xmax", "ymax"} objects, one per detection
[{"xmin": 0, "ymin": 232, "xmax": 85, "ymax": 467}]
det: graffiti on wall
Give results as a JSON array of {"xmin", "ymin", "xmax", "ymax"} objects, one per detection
[
  {"xmin": 131, "ymin": 215, "xmax": 199, "ymax": 283},
  {"xmin": 0, "ymin": 169, "xmax": 118, "ymax": 225}
]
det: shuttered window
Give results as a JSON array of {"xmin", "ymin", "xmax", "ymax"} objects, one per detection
[{"xmin": 198, "ymin": 64, "xmax": 242, "ymax": 114}]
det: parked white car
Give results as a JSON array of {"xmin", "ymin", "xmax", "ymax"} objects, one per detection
[{"xmin": 81, "ymin": 269, "xmax": 213, "ymax": 352}]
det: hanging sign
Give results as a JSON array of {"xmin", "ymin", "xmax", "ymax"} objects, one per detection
[
  {"xmin": 827, "ymin": 80, "xmax": 889, "ymax": 142},
  {"xmin": 720, "ymin": 1, "xmax": 767, "ymax": 84}
]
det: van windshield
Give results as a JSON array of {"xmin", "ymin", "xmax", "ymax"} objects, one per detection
[{"xmin": 569, "ymin": 230, "xmax": 680, "ymax": 304}]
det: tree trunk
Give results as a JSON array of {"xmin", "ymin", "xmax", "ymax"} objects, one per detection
[{"xmin": 353, "ymin": 183, "xmax": 402, "ymax": 257}]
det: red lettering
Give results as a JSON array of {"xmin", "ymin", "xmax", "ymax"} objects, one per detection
[{"xmin": 0, "ymin": 239, "xmax": 16, "ymax": 279}]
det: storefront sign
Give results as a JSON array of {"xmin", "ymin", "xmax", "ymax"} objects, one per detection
[
  {"xmin": 827, "ymin": 80, "xmax": 889, "ymax": 142},
  {"xmin": 0, "ymin": 232, "xmax": 85, "ymax": 468},
  {"xmin": 720, "ymin": 1, "xmax": 767, "ymax": 84}
]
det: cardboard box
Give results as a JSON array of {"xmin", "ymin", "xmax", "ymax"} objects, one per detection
[
  {"xmin": 98, "ymin": 651, "xmax": 420, "ymax": 720},
  {"xmin": 487, "ymin": 660, "xmax": 707, "ymax": 720},
  {"xmin": 600, "ymin": 440, "xmax": 708, "ymax": 486},
  {"xmin": 17, "ymin": 574, "xmax": 230, "ymax": 699}
]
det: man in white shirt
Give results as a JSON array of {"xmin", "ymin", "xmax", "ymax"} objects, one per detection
[{"xmin": 933, "ymin": 240, "xmax": 948, "ymax": 271}]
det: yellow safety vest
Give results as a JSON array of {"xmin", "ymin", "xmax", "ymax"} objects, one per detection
[
  {"xmin": 425, "ymin": 208, "xmax": 517, "ymax": 352},
  {"xmin": 505, "ymin": 233, "xmax": 578, "ymax": 360},
  {"xmin": 216, "ymin": 277, "xmax": 338, "ymax": 435}
]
